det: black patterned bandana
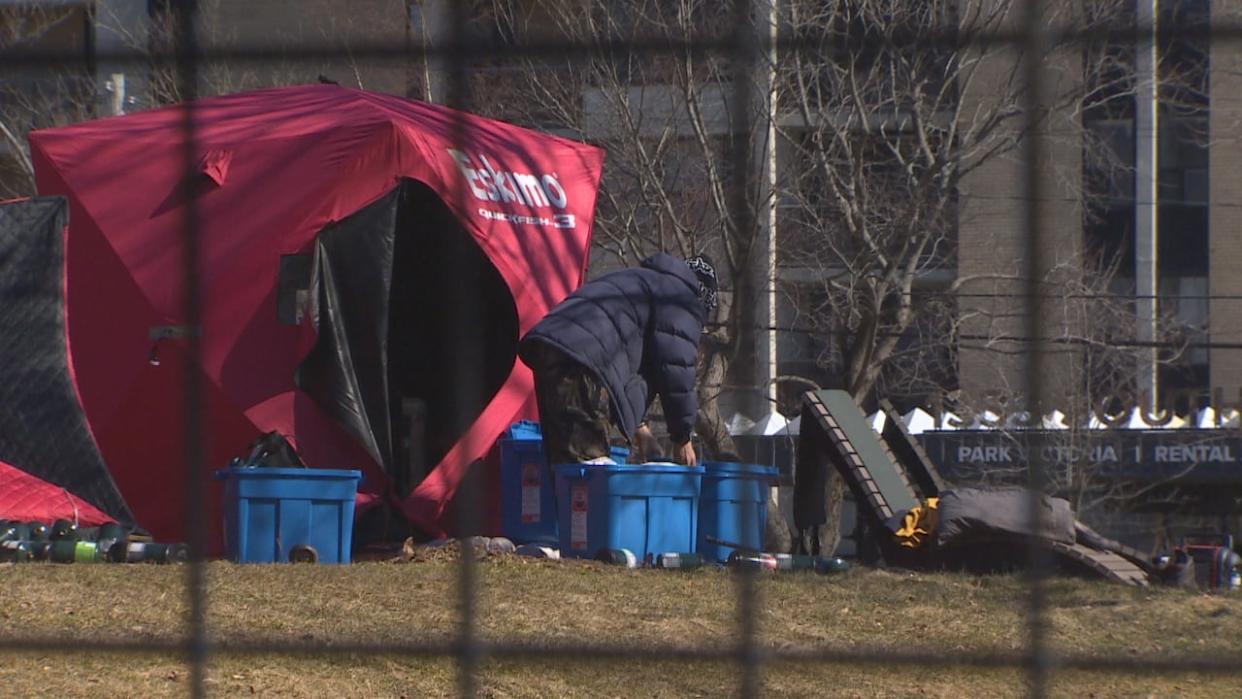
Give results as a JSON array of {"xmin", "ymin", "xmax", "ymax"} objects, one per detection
[{"xmin": 685, "ymin": 255, "xmax": 718, "ymax": 312}]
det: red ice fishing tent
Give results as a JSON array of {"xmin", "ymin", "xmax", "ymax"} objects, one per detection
[{"xmin": 29, "ymin": 84, "xmax": 604, "ymax": 549}]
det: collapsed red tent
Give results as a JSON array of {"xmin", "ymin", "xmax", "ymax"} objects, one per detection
[
  {"xmin": 30, "ymin": 84, "xmax": 604, "ymax": 549},
  {"xmin": 0, "ymin": 458, "xmax": 115, "ymax": 527}
]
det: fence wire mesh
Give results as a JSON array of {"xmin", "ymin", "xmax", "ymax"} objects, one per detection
[{"xmin": 2, "ymin": 1, "xmax": 1242, "ymax": 697}]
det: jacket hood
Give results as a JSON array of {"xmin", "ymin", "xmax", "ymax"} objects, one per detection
[{"xmin": 641, "ymin": 252, "xmax": 699, "ymax": 295}]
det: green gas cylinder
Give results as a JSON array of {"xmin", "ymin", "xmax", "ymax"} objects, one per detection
[
  {"xmin": 0, "ymin": 540, "xmax": 32, "ymax": 563},
  {"xmin": 48, "ymin": 540, "xmax": 100, "ymax": 563},
  {"xmin": 29, "ymin": 541, "xmax": 52, "ymax": 561},
  {"xmin": 49, "ymin": 519, "xmax": 78, "ymax": 541},
  {"xmin": 95, "ymin": 523, "xmax": 125, "ymax": 559},
  {"xmin": 1, "ymin": 522, "xmax": 30, "ymax": 542},
  {"xmin": 28, "ymin": 522, "xmax": 50, "ymax": 541}
]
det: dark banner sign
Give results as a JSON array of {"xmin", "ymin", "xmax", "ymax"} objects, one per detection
[{"xmin": 918, "ymin": 429, "xmax": 1242, "ymax": 484}]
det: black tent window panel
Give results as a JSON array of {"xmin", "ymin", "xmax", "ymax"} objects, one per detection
[{"xmin": 277, "ymin": 252, "xmax": 316, "ymax": 325}]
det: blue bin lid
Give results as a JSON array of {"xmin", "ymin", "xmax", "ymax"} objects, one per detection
[
  {"xmin": 553, "ymin": 463, "xmax": 704, "ymax": 477},
  {"xmin": 214, "ymin": 467, "xmax": 363, "ymax": 480},
  {"xmin": 700, "ymin": 461, "xmax": 778, "ymax": 478},
  {"xmin": 553, "ymin": 464, "xmax": 585, "ymax": 479},
  {"xmin": 507, "ymin": 420, "xmax": 542, "ymax": 440}
]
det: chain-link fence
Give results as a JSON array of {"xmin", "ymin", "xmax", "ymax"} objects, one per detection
[{"xmin": 2, "ymin": 1, "xmax": 1242, "ymax": 697}]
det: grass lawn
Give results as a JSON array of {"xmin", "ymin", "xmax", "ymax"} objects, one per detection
[{"xmin": 1, "ymin": 555, "xmax": 1240, "ymax": 698}]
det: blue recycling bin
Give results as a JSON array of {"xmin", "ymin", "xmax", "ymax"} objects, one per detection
[
  {"xmin": 217, "ymin": 467, "xmax": 361, "ymax": 564},
  {"xmin": 499, "ymin": 421, "xmax": 559, "ymax": 545},
  {"xmin": 697, "ymin": 461, "xmax": 778, "ymax": 563},
  {"xmin": 499, "ymin": 421, "xmax": 631, "ymax": 545},
  {"xmin": 554, "ymin": 463, "xmax": 703, "ymax": 561}
]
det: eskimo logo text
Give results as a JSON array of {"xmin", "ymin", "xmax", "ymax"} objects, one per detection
[{"xmin": 449, "ymin": 149, "xmax": 576, "ymax": 229}]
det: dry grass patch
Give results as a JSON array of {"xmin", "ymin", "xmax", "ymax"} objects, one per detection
[{"xmin": 0, "ymin": 557, "xmax": 1240, "ymax": 697}]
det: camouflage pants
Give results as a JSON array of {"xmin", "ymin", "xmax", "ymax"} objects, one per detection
[{"xmin": 526, "ymin": 342, "xmax": 614, "ymax": 465}]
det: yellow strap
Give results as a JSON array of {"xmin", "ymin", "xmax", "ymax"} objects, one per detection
[{"xmin": 894, "ymin": 498, "xmax": 939, "ymax": 549}]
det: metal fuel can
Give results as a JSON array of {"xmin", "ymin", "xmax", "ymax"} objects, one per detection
[
  {"xmin": 726, "ymin": 551, "xmax": 778, "ymax": 571},
  {"xmin": 122, "ymin": 541, "xmax": 168, "ymax": 563},
  {"xmin": 594, "ymin": 548, "xmax": 639, "ymax": 568},
  {"xmin": 814, "ymin": 557, "xmax": 850, "ymax": 575},
  {"xmin": 656, "ymin": 552, "xmax": 703, "ymax": 570}
]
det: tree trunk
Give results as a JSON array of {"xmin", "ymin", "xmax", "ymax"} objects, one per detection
[
  {"xmin": 764, "ymin": 486, "xmax": 793, "ymax": 553},
  {"xmin": 694, "ymin": 336, "xmax": 737, "ymax": 461}
]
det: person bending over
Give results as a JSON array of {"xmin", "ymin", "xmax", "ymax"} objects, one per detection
[{"xmin": 518, "ymin": 252, "xmax": 717, "ymax": 466}]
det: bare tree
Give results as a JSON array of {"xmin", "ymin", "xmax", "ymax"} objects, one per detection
[
  {"xmin": 773, "ymin": 1, "xmax": 1126, "ymax": 402},
  {"xmin": 0, "ymin": 4, "xmax": 98, "ymax": 197}
]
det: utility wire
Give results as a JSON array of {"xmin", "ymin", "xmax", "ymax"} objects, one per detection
[
  {"xmin": 704, "ymin": 321, "xmax": 1241, "ymax": 351},
  {"xmin": 767, "ymin": 288, "xmax": 1233, "ymax": 301}
]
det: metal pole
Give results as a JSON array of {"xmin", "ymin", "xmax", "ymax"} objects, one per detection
[
  {"xmin": 93, "ymin": 0, "xmax": 146, "ymax": 115},
  {"xmin": 109, "ymin": 72, "xmax": 126, "ymax": 115},
  {"xmin": 1135, "ymin": 0, "xmax": 1160, "ymax": 410},
  {"xmin": 1020, "ymin": 2, "xmax": 1053, "ymax": 695},
  {"xmin": 752, "ymin": 0, "xmax": 779, "ymax": 416}
]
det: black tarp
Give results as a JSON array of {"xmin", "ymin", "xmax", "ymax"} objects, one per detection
[{"xmin": 0, "ymin": 197, "xmax": 134, "ymax": 524}]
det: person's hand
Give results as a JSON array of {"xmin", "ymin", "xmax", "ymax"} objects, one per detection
[
  {"xmin": 673, "ymin": 440, "xmax": 697, "ymax": 466},
  {"xmin": 636, "ymin": 422, "xmax": 663, "ymax": 462}
]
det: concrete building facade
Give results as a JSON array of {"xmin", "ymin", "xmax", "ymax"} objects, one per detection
[{"xmin": 1209, "ymin": 0, "xmax": 1242, "ymax": 401}]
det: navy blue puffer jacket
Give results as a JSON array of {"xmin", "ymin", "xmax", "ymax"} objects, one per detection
[{"xmin": 518, "ymin": 252, "xmax": 706, "ymax": 443}]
